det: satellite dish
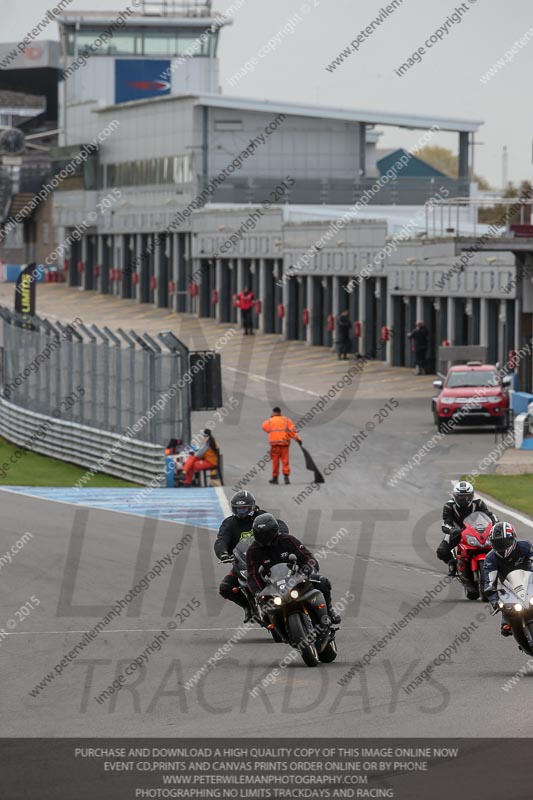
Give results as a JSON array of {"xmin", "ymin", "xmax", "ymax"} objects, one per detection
[{"xmin": 0, "ymin": 128, "xmax": 25, "ymax": 155}]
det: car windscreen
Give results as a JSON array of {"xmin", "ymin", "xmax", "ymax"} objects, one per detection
[{"xmin": 446, "ymin": 371, "xmax": 499, "ymax": 389}]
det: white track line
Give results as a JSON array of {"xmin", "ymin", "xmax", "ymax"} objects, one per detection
[
  {"xmin": 3, "ymin": 626, "xmax": 383, "ymax": 636},
  {"xmin": 215, "ymin": 485, "xmax": 231, "ymax": 517},
  {"xmin": 477, "ymin": 492, "xmax": 533, "ymax": 530},
  {"xmin": 223, "ymin": 366, "xmax": 320, "ymax": 397},
  {"xmin": 449, "ymin": 481, "xmax": 533, "ymax": 530}
]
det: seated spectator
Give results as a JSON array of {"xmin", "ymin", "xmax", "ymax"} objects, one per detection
[
  {"xmin": 182, "ymin": 429, "xmax": 219, "ymax": 486},
  {"xmin": 165, "ymin": 438, "xmax": 183, "ymax": 455}
]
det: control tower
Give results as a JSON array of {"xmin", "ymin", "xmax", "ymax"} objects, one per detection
[{"xmin": 58, "ymin": 0, "xmax": 230, "ymax": 143}]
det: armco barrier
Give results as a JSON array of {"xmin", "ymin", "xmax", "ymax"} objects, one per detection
[{"xmin": 0, "ymin": 398, "xmax": 165, "ymax": 485}]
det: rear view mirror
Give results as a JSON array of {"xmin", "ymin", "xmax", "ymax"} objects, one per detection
[
  {"xmin": 502, "ymin": 375, "xmax": 512, "ymax": 387},
  {"xmin": 433, "ymin": 380, "xmax": 443, "ymax": 389},
  {"xmin": 288, "ymin": 554, "xmax": 297, "ymax": 562}
]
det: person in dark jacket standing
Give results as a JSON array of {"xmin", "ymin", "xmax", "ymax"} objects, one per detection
[
  {"xmin": 237, "ymin": 287, "xmax": 255, "ymax": 335},
  {"xmin": 337, "ymin": 309, "xmax": 351, "ymax": 360},
  {"xmin": 215, "ymin": 491, "xmax": 288, "ymax": 622},
  {"xmin": 407, "ymin": 320, "xmax": 429, "ymax": 374},
  {"xmin": 247, "ymin": 513, "xmax": 341, "ymax": 624}
]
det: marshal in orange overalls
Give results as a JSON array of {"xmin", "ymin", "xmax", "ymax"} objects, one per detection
[{"xmin": 262, "ymin": 408, "xmax": 301, "ymax": 480}]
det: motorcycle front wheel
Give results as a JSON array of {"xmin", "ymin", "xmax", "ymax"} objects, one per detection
[
  {"xmin": 287, "ymin": 613, "xmax": 319, "ymax": 667},
  {"xmin": 318, "ymin": 637, "xmax": 338, "ymax": 663},
  {"xmin": 521, "ymin": 621, "xmax": 533, "ymax": 656}
]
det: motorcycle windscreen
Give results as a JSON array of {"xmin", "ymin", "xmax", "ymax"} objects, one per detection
[
  {"xmin": 500, "ymin": 569, "xmax": 533, "ymax": 605},
  {"xmin": 463, "ymin": 511, "xmax": 492, "ymax": 532},
  {"xmin": 268, "ymin": 563, "xmax": 295, "ymax": 582},
  {"xmin": 233, "ymin": 538, "xmax": 253, "ymax": 558}
]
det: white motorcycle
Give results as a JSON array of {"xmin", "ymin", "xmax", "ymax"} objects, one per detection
[{"xmin": 496, "ymin": 568, "xmax": 533, "ymax": 654}]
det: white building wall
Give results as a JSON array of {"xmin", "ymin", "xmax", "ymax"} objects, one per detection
[
  {"xmin": 95, "ymin": 97, "xmax": 196, "ymax": 164},
  {"xmin": 206, "ymin": 109, "xmax": 360, "ymax": 180}
]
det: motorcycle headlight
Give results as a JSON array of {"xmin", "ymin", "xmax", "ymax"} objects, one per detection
[
  {"xmin": 514, "ymin": 603, "xmax": 523, "ymax": 612},
  {"xmin": 273, "ymin": 596, "xmax": 282, "ymax": 606},
  {"xmin": 465, "ymin": 535, "xmax": 480, "ymax": 546},
  {"xmin": 290, "ymin": 589, "xmax": 299, "ymax": 599}
]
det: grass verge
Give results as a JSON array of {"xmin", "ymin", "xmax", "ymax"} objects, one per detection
[
  {"xmin": 0, "ymin": 437, "xmax": 137, "ymax": 487},
  {"xmin": 473, "ymin": 474, "xmax": 533, "ymax": 519}
]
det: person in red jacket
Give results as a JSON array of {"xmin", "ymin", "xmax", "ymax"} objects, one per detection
[
  {"xmin": 262, "ymin": 406, "xmax": 301, "ymax": 485},
  {"xmin": 237, "ymin": 286, "xmax": 255, "ymax": 335}
]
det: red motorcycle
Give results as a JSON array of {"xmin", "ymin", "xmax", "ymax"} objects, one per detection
[{"xmin": 453, "ymin": 511, "xmax": 493, "ymax": 601}]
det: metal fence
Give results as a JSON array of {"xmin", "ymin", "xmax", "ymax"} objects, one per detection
[
  {"xmin": 0, "ymin": 308, "xmax": 196, "ymax": 446},
  {"xmin": 0, "ymin": 398, "xmax": 166, "ymax": 485}
]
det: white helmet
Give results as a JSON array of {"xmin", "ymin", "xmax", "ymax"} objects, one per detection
[{"xmin": 453, "ymin": 480, "xmax": 474, "ymax": 509}]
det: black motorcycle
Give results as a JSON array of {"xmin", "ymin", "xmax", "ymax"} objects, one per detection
[{"xmin": 257, "ymin": 555, "xmax": 338, "ymax": 667}]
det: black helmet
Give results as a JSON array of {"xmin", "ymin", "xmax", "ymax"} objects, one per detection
[
  {"xmin": 453, "ymin": 480, "xmax": 474, "ymax": 509},
  {"xmin": 230, "ymin": 490, "xmax": 256, "ymax": 519},
  {"xmin": 252, "ymin": 513, "xmax": 279, "ymax": 547},
  {"xmin": 491, "ymin": 521, "xmax": 518, "ymax": 558}
]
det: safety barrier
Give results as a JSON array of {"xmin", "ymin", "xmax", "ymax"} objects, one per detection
[
  {"xmin": 510, "ymin": 391, "xmax": 533, "ymax": 415},
  {"xmin": 0, "ymin": 398, "xmax": 166, "ymax": 485}
]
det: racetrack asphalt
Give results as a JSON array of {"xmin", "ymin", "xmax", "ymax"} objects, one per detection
[{"xmin": 1, "ymin": 284, "xmax": 532, "ymax": 737}]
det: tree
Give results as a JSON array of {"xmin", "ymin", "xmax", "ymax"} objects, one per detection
[
  {"xmin": 414, "ymin": 145, "xmax": 491, "ymax": 189},
  {"xmin": 478, "ymin": 181, "xmax": 532, "ymax": 225}
]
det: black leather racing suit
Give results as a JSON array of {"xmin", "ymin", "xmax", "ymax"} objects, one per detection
[
  {"xmin": 436, "ymin": 498, "xmax": 498, "ymax": 565},
  {"xmin": 215, "ymin": 510, "xmax": 288, "ymax": 610},
  {"xmin": 246, "ymin": 532, "xmax": 336, "ymax": 617}
]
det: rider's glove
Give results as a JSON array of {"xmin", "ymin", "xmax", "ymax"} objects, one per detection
[
  {"xmin": 449, "ymin": 527, "xmax": 462, "ymax": 548},
  {"xmin": 219, "ymin": 552, "xmax": 232, "ymax": 563},
  {"xmin": 436, "ymin": 541, "xmax": 452, "ymax": 563}
]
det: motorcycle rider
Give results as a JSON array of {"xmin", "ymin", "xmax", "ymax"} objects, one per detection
[
  {"xmin": 436, "ymin": 481, "xmax": 498, "ymax": 582},
  {"xmin": 483, "ymin": 522, "xmax": 533, "ymax": 636},
  {"xmin": 215, "ymin": 491, "xmax": 288, "ymax": 623},
  {"xmin": 246, "ymin": 513, "xmax": 342, "ymax": 625}
]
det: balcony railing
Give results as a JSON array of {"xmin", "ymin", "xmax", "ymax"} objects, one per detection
[
  {"xmin": 203, "ymin": 176, "xmax": 470, "ymax": 208},
  {"xmin": 138, "ymin": 0, "xmax": 213, "ymax": 16}
]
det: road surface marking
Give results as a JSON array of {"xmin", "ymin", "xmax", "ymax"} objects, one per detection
[{"xmin": 3, "ymin": 626, "xmax": 384, "ymax": 636}]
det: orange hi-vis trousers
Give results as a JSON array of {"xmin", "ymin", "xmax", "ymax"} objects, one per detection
[{"xmin": 270, "ymin": 444, "xmax": 290, "ymax": 477}]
